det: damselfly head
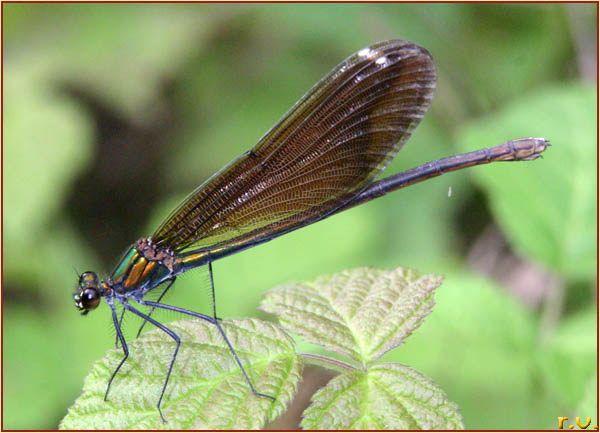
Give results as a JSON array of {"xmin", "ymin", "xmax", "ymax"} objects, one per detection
[{"xmin": 74, "ymin": 271, "xmax": 101, "ymax": 315}]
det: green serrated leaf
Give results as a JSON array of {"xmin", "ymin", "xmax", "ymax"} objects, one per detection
[
  {"xmin": 301, "ymin": 363, "xmax": 463, "ymax": 430},
  {"xmin": 260, "ymin": 266, "xmax": 443, "ymax": 365},
  {"xmin": 60, "ymin": 319, "xmax": 301, "ymax": 430}
]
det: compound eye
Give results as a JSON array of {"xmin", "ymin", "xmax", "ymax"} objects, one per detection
[
  {"xmin": 79, "ymin": 271, "xmax": 99, "ymax": 289},
  {"xmin": 82, "ymin": 288, "xmax": 100, "ymax": 311},
  {"xmin": 74, "ymin": 288, "xmax": 100, "ymax": 314}
]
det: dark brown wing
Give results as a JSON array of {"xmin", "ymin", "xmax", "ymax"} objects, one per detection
[{"xmin": 152, "ymin": 40, "xmax": 436, "ymax": 252}]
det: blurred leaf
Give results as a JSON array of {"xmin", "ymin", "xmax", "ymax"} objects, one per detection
[
  {"xmin": 537, "ymin": 308, "xmax": 597, "ymax": 408},
  {"xmin": 454, "ymin": 4, "xmax": 571, "ymax": 110},
  {"xmin": 266, "ymin": 4, "xmax": 375, "ymax": 50},
  {"xmin": 3, "ymin": 306, "xmax": 87, "ymax": 430},
  {"xmin": 60, "ymin": 319, "xmax": 301, "ymax": 430},
  {"xmin": 458, "ymin": 84, "xmax": 596, "ymax": 281},
  {"xmin": 261, "ymin": 267, "xmax": 443, "ymax": 364},
  {"xmin": 380, "ymin": 116, "xmax": 467, "ymax": 270},
  {"xmin": 390, "ymin": 272, "xmax": 546, "ymax": 429},
  {"xmin": 2, "ymin": 57, "xmax": 97, "ymax": 296},
  {"xmin": 3, "ymin": 4, "xmax": 226, "ymax": 121},
  {"xmin": 301, "ymin": 364, "xmax": 463, "ymax": 430},
  {"xmin": 574, "ymin": 376, "xmax": 598, "ymax": 419},
  {"xmin": 3, "ymin": 60, "xmax": 94, "ymax": 249},
  {"xmin": 5, "ymin": 220, "xmax": 102, "ymax": 305}
]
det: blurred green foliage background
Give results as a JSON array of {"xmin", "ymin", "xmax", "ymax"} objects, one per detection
[{"xmin": 2, "ymin": 3, "xmax": 597, "ymax": 429}]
